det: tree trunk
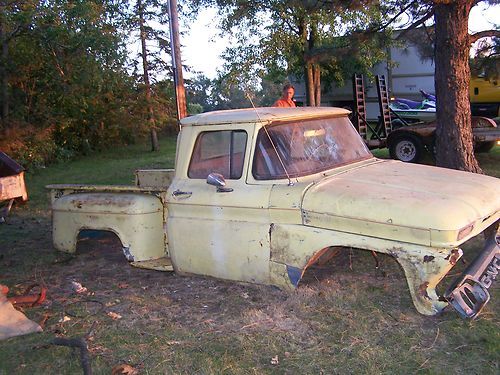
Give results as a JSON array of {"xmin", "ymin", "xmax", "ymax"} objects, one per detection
[
  {"xmin": 306, "ymin": 63, "xmax": 316, "ymax": 106},
  {"xmin": 304, "ymin": 63, "xmax": 311, "ymax": 105},
  {"xmin": 313, "ymin": 64, "xmax": 321, "ymax": 106},
  {"xmin": 0, "ymin": 10, "xmax": 8, "ymax": 125},
  {"xmin": 150, "ymin": 127, "xmax": 159, "ymax": 151},
  {"xmin": 434, "ymin": 0, "xmax": 481, "ymax": 173},
  {"xmin": 299, "ymin": 18, "xmax": 312, "ymax": 106},
  {"xmin": 306, "ymin": 63, "xmax": 321, "ymax": 106},
  {"xmin": 306, "ymin": 20, "xmax": 321, "ymax": 107},
  {"xmin": 138, "ymin": 0, "xmax": 159, "ymax": 152}
]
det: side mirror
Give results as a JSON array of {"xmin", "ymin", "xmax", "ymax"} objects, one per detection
[{"xmin": 206, "ymin": 173, "xmax": 233, "ymax": 193}]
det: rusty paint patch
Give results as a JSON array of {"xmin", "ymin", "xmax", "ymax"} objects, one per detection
[
  {"xmin": 445, "ymin": 249, "xmax": 460, "ymax": 266},
  {"xmin": 268, "ymin": 223, "xmax": 275, "ymax": 239},
  {"xmin": 418, "ymin": 282, "xmax": 430, "ymax": 300},
  {"xmin": 268, "ymin": 223, "xmax": 275, "ymax": 255},
  {"xmin": 303, "ymin": 247, "xmax": 339, "ymax": 269},
  {"xmin": 423, "ymin": 255, "xmax": 435, "ymax": 263}
]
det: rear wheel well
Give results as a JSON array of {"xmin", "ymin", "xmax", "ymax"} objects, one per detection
[{"xmin": 76, "ymin": 229, "xmax": 128, "ymax": 260}]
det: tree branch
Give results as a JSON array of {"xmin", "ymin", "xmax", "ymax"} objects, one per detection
[
  {"xmin": 396, "ymin": 9, "xmax": 434, "ymax": 40},
  {"xmin": 283, "ymin": 17, "xmax": 299, "ymax": 35},
  {"xmin": 368, "ymin": 1, "xmax": 418, "ymax": 33},
  {"xmin": 305, "ymin": 34, "xmax": 365, "ymax": 64},
  {"xmin": 470, "ymin": 29, "xmax": 500, "ymax": 43}
]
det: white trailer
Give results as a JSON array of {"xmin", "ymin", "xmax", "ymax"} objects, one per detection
[{"xmin": 293, "ymin": 35, "xmax": 435, "ymax": 121}]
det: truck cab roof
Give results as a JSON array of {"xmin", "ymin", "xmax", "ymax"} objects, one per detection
[{"xmin": 179, "ymin": 107, "xmax": 351, "ymax": 126}]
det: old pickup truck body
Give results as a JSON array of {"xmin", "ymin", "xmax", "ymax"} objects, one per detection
[{"xmin": 47, "ymin": 107, "xmax": 500, "ymax": 319}]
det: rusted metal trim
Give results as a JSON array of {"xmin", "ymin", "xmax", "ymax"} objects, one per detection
[{"xmin": 7, "ymin": 284, "xmax": 47, "ymax": 307}]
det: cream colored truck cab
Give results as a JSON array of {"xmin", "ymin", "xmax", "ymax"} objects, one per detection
[{"xmin": 48, "ymin": 107, "xmax": 500, "ymax": 319}]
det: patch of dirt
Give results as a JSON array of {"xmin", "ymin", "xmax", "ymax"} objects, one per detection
[
  {"xmin": 36, "ymin": 232, "xmax": 306, "ymax": 337},
  {"xmin": 0, "ymin": 218, "xmax": 418, "ymax": 346}
]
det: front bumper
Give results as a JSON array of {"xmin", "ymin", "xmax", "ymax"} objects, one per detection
[{"xmin": 445, "ymin": 228, "xmax": 500, "ymax": 319}]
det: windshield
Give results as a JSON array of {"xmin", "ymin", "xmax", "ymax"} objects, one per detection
[{"xmin": 253, "ymin": 116, "xmax": 372, "ymax": 180}]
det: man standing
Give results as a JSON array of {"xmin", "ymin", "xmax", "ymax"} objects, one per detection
[{"xmin": 273, "ymin": 84, "xmax": 296, "ymax": 107}]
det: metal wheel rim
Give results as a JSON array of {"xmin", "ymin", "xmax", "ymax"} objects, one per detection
[{"xmin": 395, "ymin": 140, "xmax": 417, "ymax": 162}]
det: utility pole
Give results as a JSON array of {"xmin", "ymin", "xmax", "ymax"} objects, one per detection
[{"xmin": 167, "ymin": 0, "xmax": 187, "ymax": 121}]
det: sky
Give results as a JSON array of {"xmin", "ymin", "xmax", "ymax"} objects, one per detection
[
  {"xmin": 181, "ymin": 4, "xmax": 500, "ymax": 80},
  {"xmin": 182, "ymin": 7, "xmax": 227, "ymax": 79}
]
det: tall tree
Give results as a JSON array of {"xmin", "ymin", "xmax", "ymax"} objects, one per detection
[
  {"xmin": 0, "ymin": 0, "xmax": 36, "ymax": 125},
  {"xmin": 137, "ymin": 0, "xmax": 159, "ymax": 151},
  {"xmin": 432, "ymin": 0, "xmax": 499, "ymax": 173},
  {"xmin": 129, "ymin": 0, "xmax": 177, "ymax": 150},
  {"xmin": 273, "ymin": 0, "xmax": 500, "ymax": 172},
  {"xmin": 189, "ymin": 0, "xmax": 388, "ymax": 106}
]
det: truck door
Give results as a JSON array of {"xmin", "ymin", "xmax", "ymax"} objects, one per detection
[{"xmin": 167, "ymin": 127, "xmax": 273, "ymax": 284}]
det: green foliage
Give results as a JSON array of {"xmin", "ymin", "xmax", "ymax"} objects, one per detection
[
  {"xmin": 188, "ymin": 0, "xmax": 392, "ymax": 96},
  {"xmin": 127, "ymin": 0, "xmax": 172, "ymax": 83},
  {"xmin": 471, "ymin": 37, "xmax": 499, "ymax": 79},
  {"xmin": 186, "ymin": 71, "xmax": 287, "ymax": 111},
  {"xmin": 187, "ymin": 102, "xmax": 203, "ymax": 114},
  {"xmin": 3, "ymin": 126, "xmax": 76, "ymax": 169},
  {"xmin": 1, "ymin": 0, "xmax": 177, "ymax": 168},
  {"xmin": 186, "ymin": 74, "xmax": 214, "ymax": 111}
]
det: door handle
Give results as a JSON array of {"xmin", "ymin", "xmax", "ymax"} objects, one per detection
[{"xmin": 172, "ymin": 189, "xmax": 192, "ymax": 198}]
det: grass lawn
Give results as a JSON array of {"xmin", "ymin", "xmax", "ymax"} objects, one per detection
[{"xmin": 0, "ymin": 138, "xmax": 499, "ymax": 374}]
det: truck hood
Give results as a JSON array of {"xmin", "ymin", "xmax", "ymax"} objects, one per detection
[{"xmin": 301, "ymin": 160, "xmax": 500, "ymax": 247}]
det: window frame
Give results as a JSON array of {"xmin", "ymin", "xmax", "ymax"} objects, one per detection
[
  {"xmin": 251, "ymin": 117, "xmax": 372, "ymax": 180},
  {"xmin": 188, "ymin": 129, "xmax": 248, "ymax": 180}
]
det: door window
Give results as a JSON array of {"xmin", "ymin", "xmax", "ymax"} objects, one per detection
[{"xmin": 188, "ymin": 130, "xmax": 247, "ymax": 179}]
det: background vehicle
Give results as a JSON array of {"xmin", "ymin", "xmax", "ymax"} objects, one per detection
[
  {"xmin": 352, "ymin": 75, "xmax": 500, "ymax": 163},
  {"xmin": 387, "ymin": 117, "xmax": 500, "ymax": 163},
  {"xmin": 470, "ymin": 76, "xmax": 499, "ymax": 118},
  {"xmin": 292, "ymin": 29, "xmax": 499, "ymax": 122}
]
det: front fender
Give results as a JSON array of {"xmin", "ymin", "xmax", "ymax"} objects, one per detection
[{"xmin": 268, "ymin": 223, "xmax": 462, "ymax": 316}]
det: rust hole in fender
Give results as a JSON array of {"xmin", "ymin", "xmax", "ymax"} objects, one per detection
[
  {"xmin": 76, "ymin": 230, "xmax": 128, "ymax": 264},
  {"xmin": 418, "ymin": 282, "xmax": 430, "ymax": 300},
  {"xmin": 298, "ymin": 248, "xmax": 403, "ymax": 296}
]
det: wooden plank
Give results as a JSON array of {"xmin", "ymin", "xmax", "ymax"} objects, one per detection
[{"xmin": 0, "ymin": 173, "xmax": 27, "ymax": 201}]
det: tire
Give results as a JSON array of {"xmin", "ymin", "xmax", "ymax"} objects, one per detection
[
  {"xmin": 474, "ymin": 141, "xmax": 495, "ymax": 153},
  {"xmin": 388, "ymin": 134, "xmax": 424, "ymax": 163}
]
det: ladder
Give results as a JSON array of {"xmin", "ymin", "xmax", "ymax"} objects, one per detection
[
  {"xmin": 375, "ymin": 75, "xmax": 392, "ymax": 138},
  {"xmin": 352, "ymin": 74, "xmax": 368, "ymax": 139},
  {"xmin": 352, "ymin": 74, "xmax": 386, "ymax": 146}
]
